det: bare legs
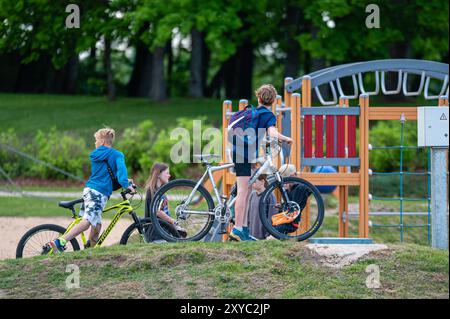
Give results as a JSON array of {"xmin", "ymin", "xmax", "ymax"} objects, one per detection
[
  {"xmin": 62, "ymin": 219, "xmax": 102, "ymax": 246},
  {"xmin": 88, "ymin": 224, "xmax": 102, "ymax": 246},
  {"xmin": 63, "ymin": 219, "xmax": 90, "ymax": 242},
  {"xmin": 235, "ymin": 176, "xmax": 251, "ymax": 228}
]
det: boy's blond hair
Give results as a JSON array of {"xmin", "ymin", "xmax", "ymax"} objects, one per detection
[
  {"xmin": 255, "ymin": 84, "xmax": 277, "ymax": 106},
  {"xmin": 94, "ymin": 127, "xmax": 115, "ymax": 145}
]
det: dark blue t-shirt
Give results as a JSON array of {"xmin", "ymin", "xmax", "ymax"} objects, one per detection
[
  {"xmin": 256, "ymin": 106, "xmax": 277, "ymax": 129},
  {"xmin": 232, "ymin": 106, "xmax": 276, "ymax": 163}
]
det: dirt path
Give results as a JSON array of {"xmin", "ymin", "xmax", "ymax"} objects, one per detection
[{"xmin": 0, "ymin": 217, "xmax": 133, "ymax": 260}]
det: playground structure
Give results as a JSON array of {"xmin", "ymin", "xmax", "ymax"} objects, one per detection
[{"xmin": 219, "ymin": 59, "xmax": 449, "ymax": 240}]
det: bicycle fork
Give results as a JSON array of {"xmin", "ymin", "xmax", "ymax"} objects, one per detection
[{"xmin": 130, "ymin": 212, "xmax": 148, "ymax": 242}]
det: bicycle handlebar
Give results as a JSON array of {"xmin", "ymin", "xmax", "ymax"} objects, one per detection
[{"xmin": 120, "ymin": 184, "xmax": 137, "ymax": 200}]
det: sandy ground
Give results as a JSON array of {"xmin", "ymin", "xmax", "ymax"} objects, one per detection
[
  {"xmin": 0, "ymin": 217, "xmax": 133, "ymax": 260},
  {"xmin": 306, "ymin": 243, "xmax": 389, "ymax": 268}
]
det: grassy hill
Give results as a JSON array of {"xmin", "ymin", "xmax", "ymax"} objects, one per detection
[
  {"xmin": 0, "ymin": 241, "xmax": 447, "ymax": 299},
  {"xmin": 0, "ymin": 93, "xmax": 427, "ymax": 141},
  {"xmin": 0, "ymin": 94, "xmax": 223, "ymax": 141}
]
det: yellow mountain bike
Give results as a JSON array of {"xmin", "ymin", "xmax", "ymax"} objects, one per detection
[{"xmin": 15, "ymin": 186, "xmax": 180, "ymax": 258}]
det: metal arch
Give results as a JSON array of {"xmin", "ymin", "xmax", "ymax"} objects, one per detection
[
  {"xmin": 287, "ymin": 62, "xmax": 364, "ymax": 92},
  {"xmin": 286, "ymin": 59, "xmax": 449, "ymax": 95}
]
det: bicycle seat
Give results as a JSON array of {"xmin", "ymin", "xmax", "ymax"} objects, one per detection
[
  {"xmin": 193, "ymin": 154, "xmax": 221, "ymax": 162},
  {"xmin": 58, "ymin": 198, "xmax": 84, "ymax": 210}
]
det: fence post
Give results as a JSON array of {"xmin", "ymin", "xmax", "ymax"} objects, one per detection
[
  {"xmin": 359, "ymin": 94, "xmax": 370, "ymax": 238},
  {"xmin": 430, "ymin": 146, "xmax": 449, "ymax": 249},
  {"xmin": 432, "ymin": 95, "xmax": 450, "ymax": 249},
  {"xmin": 222, "ymin": 100, "xmax": 232, "ymax": 196},
  {"xmin": 339, "ymin": 96, "xmax": 350, "ymax": 237}
]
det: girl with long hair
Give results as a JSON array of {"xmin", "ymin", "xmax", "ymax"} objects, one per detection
[{"xmin": 144, "ymin": 163, "xmax": 186, "ymax": 237}]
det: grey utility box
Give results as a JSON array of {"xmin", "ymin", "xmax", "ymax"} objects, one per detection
[{"xmin": 417, "ymin": 107, "xmax": 449, "ymax": 147}]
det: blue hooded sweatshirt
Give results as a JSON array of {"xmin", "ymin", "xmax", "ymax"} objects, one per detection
[{"xmin": 85, "ymin": 146, "xmax": 130, "ymax": 197}]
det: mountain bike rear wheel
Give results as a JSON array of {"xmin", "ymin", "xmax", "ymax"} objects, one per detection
[
  {"xmin": 259, "ymin": 177, "xmax": 325, "ymax": 241},
  {"xmin": 16, "ymin": 224, "xmax": 80, "ymax": 258}
]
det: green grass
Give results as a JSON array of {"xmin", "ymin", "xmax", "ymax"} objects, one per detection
[
  {"xmin": 0, "ymin": 197, "xmax": 144, "ymax": 217},
  {"xmin": 0, "ymin": 94, "xmax": 223, "ymax": 141},
  {"xmin": 0, "ymin": 241, "xmax": 447, "ymax": 299},
  {"xmin": 0, "ymin": 185, "xmax": 82, "ymax": 192}
]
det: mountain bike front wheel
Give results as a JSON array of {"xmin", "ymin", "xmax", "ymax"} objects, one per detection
[
  {"xmin": 16, "ymin": 224, "xmax": 80, "ymax": 258},
  {"xmin": 259, "ymin": 177, "xmax": 325, "ymax": 241},
  {"xmin": 150, "ymin": 179, "xmax": 215, "ymax": 242}
]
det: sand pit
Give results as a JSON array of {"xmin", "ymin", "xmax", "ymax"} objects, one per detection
[{"xmin": 0, "ymin": 217, "xmax": 133, "ymax": 260}]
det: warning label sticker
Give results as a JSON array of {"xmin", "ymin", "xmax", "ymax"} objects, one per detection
[{"xmin": 440, "ymin": 113, "xmax": 448, "ymax": 120}]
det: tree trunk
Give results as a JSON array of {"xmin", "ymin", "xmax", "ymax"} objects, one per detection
[
  {"xmin": 205, "ymin": 65, "xmax": 225, "ymax": 98},
  {"xmin": 166, "ymin": 39, "xmax": 173, "ymax": 97},
  {"xmin": 224, "ymin": 39, "xmax": 254, "ymax": 99},
  {"xmin": 0, "ymin": 52, "xmax": 20, "ymax": 92},
  {"xmin": 189, "ymin": 29, "xmax": 209, "ymax": 98},
  {"xmin": 149, "ymin": 46, "xmax": 167, "ymax": 101},
  {"xmin": 128, "ymin": 41, "xmax": 153, "ymax": 97},
  {"xmin": 103, "ymin": 36, "xmax": 116, "ymax": 101},
  {"xmin": 88, "ymin": 45, "xmax": 97, "ymax": 74},
  {"xmin": 64, "ymin": 54, "xmax": 79, "ymax": 94},
  {"xmin": 284, "ymin": 5, "xmax": 301, "ymax": 80}
]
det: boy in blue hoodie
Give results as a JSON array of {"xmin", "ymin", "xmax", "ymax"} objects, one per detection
[{"xmin": 50, "ymin": 128, "xmax": 135, "ymax": 253}]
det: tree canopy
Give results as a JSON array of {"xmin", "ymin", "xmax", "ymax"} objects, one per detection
[{"xmin": 0, "ymin": 0, "xmax": 448, "ymax": 100}]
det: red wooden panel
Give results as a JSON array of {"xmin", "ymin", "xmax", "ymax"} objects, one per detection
[
  {"xmin": 337, "ymin": 115, "xmax": 345, "ymax": 158},
  {"xmin": 304, "ymin": 115, "xmax": 313, "ymax": 158},
  {"xmin": 348, "ymin": 115, "xmax": 357, "ymax": 157},
  {"xmin": 315, "ymin": 115, "xmax": 324, "ymax": 158},
  {"xmin": 326, "ymin": 115, "xmax": 335, "ymax": 157}
]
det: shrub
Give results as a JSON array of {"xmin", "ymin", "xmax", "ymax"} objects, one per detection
[
  {"xmin": 369, "ymin": 120, "xmax": 428, "ymax": 173},
  {"xmin": 139, "ymin": 117, "xmax": 215, "ymax": 180},
  {"xmin": 26, "ymin": 128, "xmax": 89, "ymax": 180},
  {"xmin": 115, "ymin": 120, "xmax": 158, "ymax": 173},
  {"xmin": 0, "ymin": 128, "xmax": 27, "ymax": 178},
  {"xmin": 2, "ymin": 118, "xmax": 217, "ymax": 183}
]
